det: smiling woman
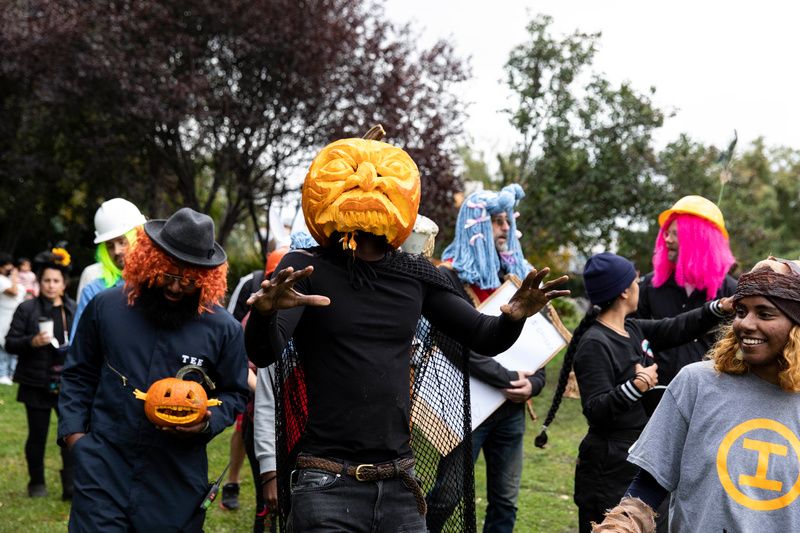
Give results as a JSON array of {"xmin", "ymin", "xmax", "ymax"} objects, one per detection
[
  {"xmin": 713, "ymin": 267, "xmax": 800, "ymax": 391},
  {"xmin": 594, "ymin": 261, "xmax": 800, "ymax": 533}
]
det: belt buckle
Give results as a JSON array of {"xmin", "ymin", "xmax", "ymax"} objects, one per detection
[{"xmin": 354, "ymin": 463, "xmax": 374, "ymax": 481}]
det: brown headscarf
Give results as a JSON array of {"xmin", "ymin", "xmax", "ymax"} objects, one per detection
[{"xmin": 734, "ymin": 267, "xmax": 800, "ymax": 325}]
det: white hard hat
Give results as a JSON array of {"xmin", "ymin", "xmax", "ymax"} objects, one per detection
[
  {"xmin": 93, "ymin": 198, "xmax": 146, "ymax": 243},
  {"xmin": 401, "ymin": 214, "xmax": 439, "ymax": 257}
]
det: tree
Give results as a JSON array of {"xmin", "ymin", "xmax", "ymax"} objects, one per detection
[
  {"xmin": 650, "ymin": 135, "xmax": 800, "ymax": 271},
  {"xmin": 717, "ymin": 140, "xmax": 800, "ymax": 269},
  {"xmin": 0, "ymin": 0, "xmax": 467, "ymax": 262},
  {"xmin": 613, "ymin": 134, "xmax": 727, "ymax": 271},
  {"xmin": 500, "ymin": 15, "xmax": 667, "ymax": 270}
]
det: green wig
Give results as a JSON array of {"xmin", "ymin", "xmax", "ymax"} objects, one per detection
[{"xmin": 96, "ymin": 228, "xmax": 138, "ymax": 288}]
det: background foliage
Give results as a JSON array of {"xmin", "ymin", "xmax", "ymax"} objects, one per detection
[
  {"xmin": 2, "ymin": 6, "xmax": 798, "ymax": 283},
  {"xmin": 2, "ymin": 6, "xmax": 798, "ymax": 282},
  {"xmin": 1, "ymin": 0, "xmax": 467, "ymax": 275},
  {"xmin": 461, "ymin": 15, "xmax": 800, "ymax": 276}
]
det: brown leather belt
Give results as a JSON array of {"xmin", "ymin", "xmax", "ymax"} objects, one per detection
[
  {"xmin": 296, "ymin": 455, "xmax": 414, "ymax": 481},
  {"xmin": 296, "ymin": 455, "xmax": 426, "ymax": 515}
]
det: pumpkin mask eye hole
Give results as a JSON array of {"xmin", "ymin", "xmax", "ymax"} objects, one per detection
[
  {"xmin": 164, "ymin": 389, "xmax": 171, "ymax": 398},
  {"xmin": 187, "ymin": 390, "xmax": 195, "ymax": 400}
]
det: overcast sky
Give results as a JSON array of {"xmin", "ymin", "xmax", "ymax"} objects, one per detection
[{"xmin": 384, "ymin": 0, "xmax": 800, "ymax": 162}]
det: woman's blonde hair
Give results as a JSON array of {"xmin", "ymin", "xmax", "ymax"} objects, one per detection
[{"xmin": 712, "ymin": 324, "xmax": 800, "ymax": 392}]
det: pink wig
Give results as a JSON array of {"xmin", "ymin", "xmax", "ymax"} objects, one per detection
[{"xmin": 652, "ymin": 213, "xmax": 735, "ymax": 300}]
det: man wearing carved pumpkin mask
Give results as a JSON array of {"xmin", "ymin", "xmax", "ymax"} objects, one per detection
[
  {"xmin": 245, "ymin": 127, "xmax": 570, "ymax": 532},
  {"xmin": 58, "ymin": 207, "xmax": 249, "ymax": 532}
]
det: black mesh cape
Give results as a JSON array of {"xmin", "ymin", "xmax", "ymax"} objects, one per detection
[{"xmin": 273, "ymin": 249, "xmax": 476, "ymax": 532}]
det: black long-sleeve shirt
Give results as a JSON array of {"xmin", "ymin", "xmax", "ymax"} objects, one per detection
[
  {"xmin": 245, "ymin": 249, "xmax": 526, "ymax": 463},
  {"xmin": 573, "ymin": 302, "xmax": 724, "ymax": 432},
  {"xmin": 6, "ymin": 295, "xmax": 75, "ymax": 388},
  {"xmin": 437, "ymin": 265, "xmax": 546, "ymax": 396},
  {"xmin": 637, "ymin": 272, "xmax": 736, "ymax": 385}
]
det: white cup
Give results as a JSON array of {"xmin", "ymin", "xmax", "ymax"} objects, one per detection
[{"xmin": 38, "ymin": 319, "xmax": 54, "ymax": 337}]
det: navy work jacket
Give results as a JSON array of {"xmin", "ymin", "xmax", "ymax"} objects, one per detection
[{"xmin": 58, "ymin": 287, "xmax": 249, "ymax": 448}]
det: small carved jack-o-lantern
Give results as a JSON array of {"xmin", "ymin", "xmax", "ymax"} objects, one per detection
[
  {"xmin": 133, "ymin": 365, "xmax": 222, "ymax": 427},
  {"xmin": 302, "ymin": 125, "xmax": 421, "ymax": 250}
]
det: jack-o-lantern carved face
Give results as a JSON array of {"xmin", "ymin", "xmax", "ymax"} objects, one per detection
[
  {"xmin": 302, "ymin": 138, "xmax": 421, "ymax": 249},
  {"xmin": 133, "ymin": 366, "xmax": 222, "ymax": 427}
]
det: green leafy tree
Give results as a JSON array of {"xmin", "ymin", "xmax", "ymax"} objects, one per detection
[
  {"xmin": 650, "ymin": 136, "xmax": 800, "ymax": 272},
  {"xmin": 722, "ymin": 140, "xmax": 800, "ymax": 269},
  {"xmin": 501, "ymin": 15, "xmax": 666, "ymax": 270},
  {"xmin": 457, "ymin": 146, "xmax": 495, "ymax": 188},
  {"xmin": 617, "ymin": 134, "xmax": 727, "ymax": 272}
]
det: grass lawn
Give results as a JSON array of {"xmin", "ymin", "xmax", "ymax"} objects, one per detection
[{"xmin": 0, "ymin": 350, "xmax": 587, "ymax": 532}]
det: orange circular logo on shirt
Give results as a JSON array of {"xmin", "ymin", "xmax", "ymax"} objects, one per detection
[{"xmin": 716, "ymin": 418, "xmax": 800, "ymax": 511}]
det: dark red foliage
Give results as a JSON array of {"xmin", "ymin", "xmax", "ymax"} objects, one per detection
[{"xmin": 0, "ymin": 0, "xmax": 467, "ymax": 259}]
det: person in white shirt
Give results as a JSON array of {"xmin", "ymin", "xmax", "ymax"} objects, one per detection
[{"xmin": 0, "ymin": 252, "xmax": 25, "ymax": 385}]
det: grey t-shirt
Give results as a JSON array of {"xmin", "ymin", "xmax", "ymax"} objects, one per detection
[{"xmin": 628, "ymin": 360, "xmax": 800, "ymax": 532}]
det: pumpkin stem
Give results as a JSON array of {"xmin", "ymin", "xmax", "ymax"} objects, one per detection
[
  {"xmin": 175, "ymin": 365, "xmax": 216, "ymax": 391},
  {"xmin": 362, "ymin": 124, "xmax": 386, "ymax": 141}
]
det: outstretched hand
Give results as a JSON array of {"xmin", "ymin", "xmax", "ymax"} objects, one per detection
[
  {"xmin": 500, "ymin": 267, "xmax": 570, "ymax": 321},
  {"xmin": 246, "ymin": 265, "xmax": 331, "ymax": 315}
]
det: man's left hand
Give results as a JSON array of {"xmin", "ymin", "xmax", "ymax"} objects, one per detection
[
  {"xmin": 500, "ymin": 267, "xmax": 570, "ymax": 320},
  {"xmin": 162, "ymin": 412, "xmax": 211, "ymax": 437},
  {"xmin": 261, "ymin": 471, "xmax": 278, "ymax": 509},
  {"xmin": 502, "ymin": 370, "xmax": 534, "ymax": 403}
]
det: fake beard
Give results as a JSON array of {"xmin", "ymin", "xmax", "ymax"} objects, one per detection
[{"xmin": 137, "ymin": 284, "xmax": 201, "ymax": 330}]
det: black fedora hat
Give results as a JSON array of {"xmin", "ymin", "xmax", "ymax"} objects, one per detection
[{"xmin": 144, "ymin": 208, "xmax": 227, "ymax": 267}]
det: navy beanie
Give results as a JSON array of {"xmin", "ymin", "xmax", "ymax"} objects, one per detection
[{"xmin": 583, "ymin": 252, "xmax": 637, "ymax": 305}]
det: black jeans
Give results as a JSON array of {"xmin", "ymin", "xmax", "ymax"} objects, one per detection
[
  {"xmin": 574, "ymin": 432, "xmax": 638, "ymax": 533},
  {"xmin": 288, "ymin": 468, "xmax": 426, "ymax": 532},
  {"xmin": 574, "ymin": 432, "xmax": 669, "ymax": 533},
  {"xmin": 25, "ymin": 404, "xmax": 72, "ymax": 486}
]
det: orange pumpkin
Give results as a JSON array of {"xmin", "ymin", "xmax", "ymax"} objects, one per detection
[
  {"xmin": 133, "ymin": 365, "xmax": 222, "ymax": 427},
  {"xmin": 302, "ymin": 126, "xmax": 421, "ymax": 249}
]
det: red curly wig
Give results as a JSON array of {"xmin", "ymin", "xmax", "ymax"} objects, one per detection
[{"xmin": 123, "ymin": 228, "xmax": 228, "ymax": 314}]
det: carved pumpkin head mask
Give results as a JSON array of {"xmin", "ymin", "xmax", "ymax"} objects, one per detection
[{"xmin": 302, "ymin": 126, "xmax": 421, "ymax": 250}]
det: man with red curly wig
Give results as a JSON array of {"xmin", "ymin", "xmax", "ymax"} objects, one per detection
[
  {"xmin": 58, "ymin": 207, "xmax": 249, "ymax": 532},
  {"xmin": 638, "ymin": 195, "xmax": 737, "ymax": 386}
]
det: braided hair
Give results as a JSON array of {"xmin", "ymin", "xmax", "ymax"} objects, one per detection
[{"xmin": 534, "ymin": 299, "xmax": 615, "ymax": 448}]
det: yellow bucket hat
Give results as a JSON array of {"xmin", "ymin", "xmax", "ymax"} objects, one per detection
[{"xmin": 658, "ymin": 195, "xmax": 728, "ymax": 239}]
